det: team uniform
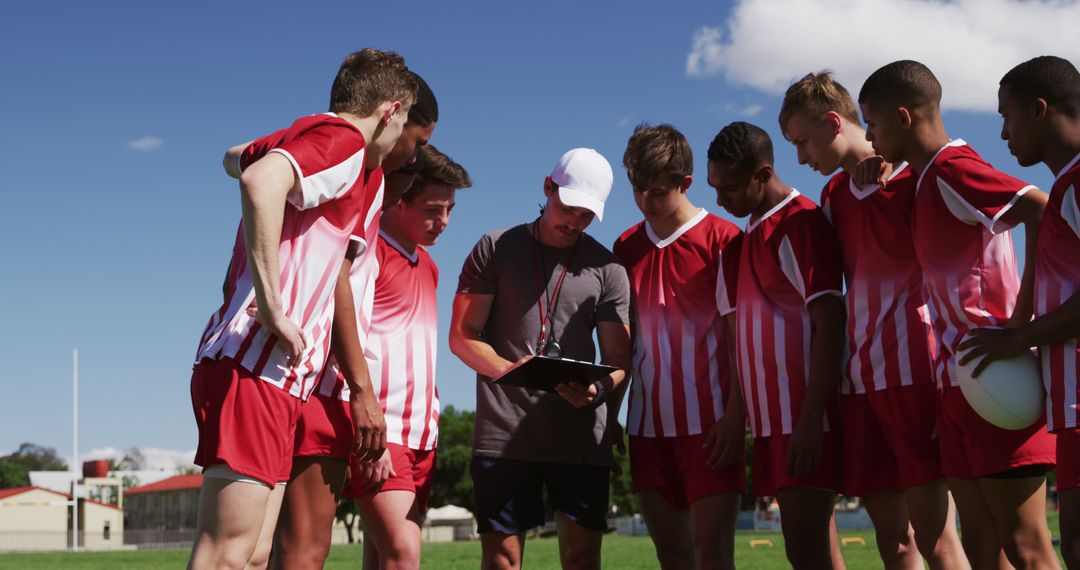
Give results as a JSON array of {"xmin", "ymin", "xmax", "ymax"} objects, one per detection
[
  {"xmin": 734, "ymin": 191, "xmax": 844, "ymax": 496},
  {"xmin": 191, "ymin": 113, "xmax": 371, "ymax": 486},
  {"xmin": 613, "ymin": 210, "xmax": 745, "ymax": 508},
  {"xmin": 913, "ymin": 140, "xmax": 1055, "ymax": 479},
  {"xmin": 343, "ymin": 231, "xmax": 442, "ymax": 511},
  {"xmin": 822, "ymin": 165, "xmax": 942, "ymax": 496},
  {"xmin": 292, "ymin": 163, "xmax": 385, "ymax": 460},
  {"xmin": 1035, "ymin": 152, "xmax": 1080, "ymax": 489}
]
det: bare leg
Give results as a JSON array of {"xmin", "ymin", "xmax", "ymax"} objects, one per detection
[
  {"xmin": 635, "ymin": 489, "xmax": 692, "ymax": 569},
  {"xmin": 688, "ymin": 492, "xmax": 740, "ymax": 570},
  {"xmin": 862, "ymin": 490, "xmax": 921, "ymax": 569},
  {"xmin": 271, "ymin": 457, "xmax": 346, "ymax": 570},
  {"xmin": 245, "ymin": 484, "xmax": 285, "ymax": 570},
  {"xmin": 979, "ymin": 476, "xmax": 1060, "ymax": 570},
  {"xmin": 480, "ymin": 531, "xmax": 526, "ymax": 570},
  {"xmin": 776, "ymin": 487, "xmax": 838, "ymax": 570},
  {"xmin": 1059, "ymin": 488, "xmax": 1080, "ymax": 570},
  {"xmin": 948, "ymin": 477, "xmax": 1010, "ymax": 569},
  {"xmin": 904, "ymin": 480, "xmax": 970, "ymax": 570},
  {"xmin": 356, "ymin": 490, "xmax": 423, "ymax": 570},
  {"xmin": 555, "ymin": 512, "xmax": 603, "ymax": 570},
  {"xmin": 188, "ymin": 476, "xmax": 275, "ymax": 570}
]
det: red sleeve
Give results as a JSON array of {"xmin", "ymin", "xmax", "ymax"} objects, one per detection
[
  {"xmin": 935, "ymin": 153, "xmax": 1036, "ymax": 233},
  {"xmin": 777, "ymin": 207, "xmax": 844, "ymax": 304}
]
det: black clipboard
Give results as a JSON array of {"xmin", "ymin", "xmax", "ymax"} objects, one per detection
[{"xmin": 495, "ymin": 355, "xmax": 617, "ymax": 391}]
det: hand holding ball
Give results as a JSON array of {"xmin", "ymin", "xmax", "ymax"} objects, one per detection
[{"xmin": 956, "ymin": 328, "xmax": 1044, "ymax": 431}]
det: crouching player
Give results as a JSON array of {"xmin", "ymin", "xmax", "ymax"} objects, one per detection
[
  {"xmin": 859, "ymin": 60, "xmax": 1057, "ymax": 569},
  {"xmin": 341, "ymin": 145, "xmax": 472, "ymax": 570},
  {"xmin": 963, "ymin": 56, "xmax": 1080, "ymax": 569},
  {"xmin": 189, "ymin": 49, "xmax": 415, "ymax": 569},
  {"xmin": 614, "ymin": 123, "xmax": 745, "ymax": 569},
  {"xmin": 779, "ymin": 72, "xmax": 966, "ymax": 569},
  {"xmin": 707, "ymin": 122, "xmax": 847, "ymax": 570}
]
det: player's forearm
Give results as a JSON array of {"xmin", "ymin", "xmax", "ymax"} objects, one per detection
[
  {"xmin": 1017, "ymin": 290, "xmax": 1080, "ymax": 349},
  {"xmin": 723, "ymin": 314, "xmax": 747, "ymax": 423},
  {"xmin": 800, "ymin": 295, "xmax": 845, "ymax": 426},
  {"xmin": 1008, "ymin": 190, "xmax": 1049, "ymax": 324},
  {"xmin": 329, "ymin": 261, "xmax": 375, "ymax": 396},
  {"xmin": 449, "ymin": 332, "xmax": 515, "ymax": 379},
  {"xmin": 240, "ymin": 178, "xmax": 288, "ymax": 318},
  {"xmin": 223, "ymin": 141, "xmax": 252, "ymax": 179}
]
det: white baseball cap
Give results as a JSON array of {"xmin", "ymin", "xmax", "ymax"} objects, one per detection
[{"xmin": 550, "ymin": 148, "xmax": 614, "ymax": 221}]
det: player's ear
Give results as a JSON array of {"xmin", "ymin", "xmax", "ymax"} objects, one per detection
[
  {"xmin": 897, "ymin": 107, "xmax": 912, "ymax": 130},
  {"xmin": 824, "ymin": 111, "xmax": 843, "ymax": 135},
  {"xmin": 543, "ymin": 176, "xmax": 555, "ymax": 197},
  {"xmin": 679, "ymin": 175, "xmax": 693, "ymax": 193},
  {"xmin": 754, "ymin": 164, "xmax": 773, "ymax": 184},
  {"xmin": 382, "ymin": 101, "xmax": 403, "ymax": 125},
  {"xmin": 1034, "ymin": 97, "xmax": 1049, "ymax": 120}
]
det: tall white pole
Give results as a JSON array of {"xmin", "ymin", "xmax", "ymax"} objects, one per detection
[{"xmin": 72, "ymin": 348, "xmax": 78, "ymax": 552}]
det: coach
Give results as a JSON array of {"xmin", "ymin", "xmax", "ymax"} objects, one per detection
[{"xmin": 449, "ymin": 148, "xmax": 632, "ymax": 570}]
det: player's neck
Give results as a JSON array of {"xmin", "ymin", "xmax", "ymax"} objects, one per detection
[
  {"xmin": 648, "ymin": 199, "xmax": 700, "ymax": 239},
  {"xmin": 1046, "ymin": 125, "xmax": 1080, "ymax": 176},
  {"xmin": 907, "ymin": 122, "xmax": 952, "ymax": 175},
  {"xmin": 337, "ymin": 112, "xmax": 383, "ymax": 167},
  {"xmin": 750, "ymin": 180, "xmax": 793, "ymax": 221},
  {"xmin": 381, "ymin": 219, "xmax": 417, "ymax": 254},
  {"xmin": 839, "ymin": 136, "xmax": 879, "ymax": 175}
]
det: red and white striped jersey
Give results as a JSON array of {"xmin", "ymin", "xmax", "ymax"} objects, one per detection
[
  {"xmin": 314, "ymin": 168, "xmax": 386, "ymax": 401},
  {"xmin": 195, "ymin": 113, "xmax": 369, "ymax": 400},
  {"xmin": 614, "ymin": 210, "xmax": 742, "ymax": 437},
  {"xmin": 1036, "ymin": 151, "xmax": 1080, "ymax": 431},
  {"xmin": 821, "ymin": 165, "xmax": 937, "ymax": 394},
  {"xmin": 735, "ymin": 191, "xmax": 844, "ymax": 438},
  {"xmin": 912, "ymin": 140, "xmax": 1034, "ymax": 388},
  {"xmin": 364, "ymin": 232, "xmax": 441, "ymax": 450}
]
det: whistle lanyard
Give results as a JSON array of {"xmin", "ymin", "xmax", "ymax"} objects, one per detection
[{"xmin": 531, "ymin": 220, "xmax": 580, "ymax": 353}]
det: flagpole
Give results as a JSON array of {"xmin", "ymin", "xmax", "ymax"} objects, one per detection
[{"xmin": 72, "ymin": 348, "xmax": 78, "ymax": 552}]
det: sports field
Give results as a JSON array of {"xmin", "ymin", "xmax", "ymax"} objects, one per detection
[{"xmin": 0, "ymin": 517, "xmax": 1065, "ymax": 570}]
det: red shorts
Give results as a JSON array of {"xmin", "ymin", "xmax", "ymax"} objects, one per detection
[
  {"xmin": 1056, "ymin": 428, "xmax": 1080, "ymax": 491},
  {"xmin": 752, "ymin": 430, "xmax": 841, "ymax": 497},
  {"xmin": 294, "ymin": 393, "xmax": 353, "ymax": 459},
  {"xmin": 190, "ymin": 358, "xmax": 302, "ymax": 486},
  {"xmin": 629, "ymin": 433, "xmax": 745, "ymax": 509},
  {"xmin": 343, "ymin": 443, "xmax": 436, "ymax": 513},
  {"xmin": 841, "ymin": 384, "xmax": 943, "ymax": 496},
  {"xmin": 937, "ymin": 385, "xmax": 1055, "ymax": 479}
]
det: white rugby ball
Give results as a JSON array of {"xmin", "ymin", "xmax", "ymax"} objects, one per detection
[{"xmin": 956, "ymin": 334, "xmax": 1044, "ymax": 431}]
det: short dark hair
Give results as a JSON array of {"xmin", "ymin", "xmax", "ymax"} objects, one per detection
[
  {"xmin": 858, "ymin": 60, "xmax": 941, "ymax": 110},
  {"xmin": 329, "ymin": 48, "xmax": 417, "ymax": 116},
  {"xmin": 400, "ymin": 145, "xmax": 472, "ymax": 203},
  {"xmin": 622, "ymin": 123, "xmax": 693, "ymax": 191},
  {"xmin": 408, "ymin": 72, "xmax": 439, "ymax": 126},
  {"xmin": 707, "ymin": 122, "xmax": 774, "ymax": 169},
  {"xmin": 1001, "ymin": 56, "xmax": 1080, "ymax": 118}
]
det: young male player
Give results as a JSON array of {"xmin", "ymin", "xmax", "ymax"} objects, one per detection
[
  {"xmin": 707, "ymin": 121, "xmax": 847, "ymax": 570},
  {"xmin": 338, "ymin": 145, "xmax": 471, "ymax": 570},
  {"xmin": 188, "ymin": 48, "xmax": 415, "ymax": 570},
  {"xmin": 779, "ymin": 72, "xmax": 967, "ymax": 569},
  {"xmin": 270, "ymin": 72, "xmax": 439, "ymax": 570},
  {"xmin": 859, "ymin": 60, "xmax": 1057, "ymax": 569},
  {"xmin": 450, "ymin": 148, "xmax": 631, "ymax": 570},
  {"xmin": 613, "ymin": 123, "xmax": 744, "ymax": 570},
  {"xmin": 960, "ymin": 55, "xmax": 1080, "ymax": 569}
]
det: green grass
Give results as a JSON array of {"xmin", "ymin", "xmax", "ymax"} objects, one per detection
[
  {"xmin": 0, "ymin": 518, "xmax": 1064, "ymax": 569},
  {"xmin": 0, "ymin": 530, "xmax": 883, "ymax": 569}
]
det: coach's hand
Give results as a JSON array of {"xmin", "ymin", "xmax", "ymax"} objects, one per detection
[
  {"xmin": 555, "ymin": 381, "xmax": 599, "ymax": 408},
  {"xmin": 703, "ymin": 415, "xmax": 745, "ymax": 470},
  {"xmin": 787, "ymin": 417, "xmax": 823, "ymax": 479},
  {"xmin": 854, "ymin": 155, "xmax": 890, "ymax": 188},
  {"xmin": 958, "ymin": 326, "xmax": 1029, "ymax": 378},
  {"xmin": 350, "ymin": 389, "xmax": 387, "ymax": 462},
  {"xmin": 355, "ymin": 448, "xmax": 397, "ymax": 489},
  {"xmin": 608, "ymin": 423, "xmax": 626, "ymax": 476}
]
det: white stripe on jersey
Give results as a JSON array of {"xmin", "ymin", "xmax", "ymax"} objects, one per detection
[{"xmin": 680, "ymin": 318, "xmax": 701, "ymax": 434}]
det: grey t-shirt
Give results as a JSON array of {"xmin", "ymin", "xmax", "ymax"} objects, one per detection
[{"xmin": 457, "ymin": 223, "xmax": 631, "ymax": 466}]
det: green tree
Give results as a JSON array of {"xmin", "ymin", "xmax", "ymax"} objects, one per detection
[
  {"xmin": 0, "ymin": 460, "xmax": 29, "ymax": 488},
  {"xmin": 2, "ymin": 443, "xmax": 67, "ymax": 471},
  {"xmin": 428, "ymin": 406, "xmax": 476, "ymax": 512},
  {"xmin": 608, "ymin": 429, "xmax": 635, "ymax": 516}
]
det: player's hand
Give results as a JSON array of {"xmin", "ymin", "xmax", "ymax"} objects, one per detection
[
  {"xmin": 349, "ymin": 389, "xmax": 387, "ymax": 462},
  {"xmin": 958, "ymin": 326, "xmax": 1030, "ymax": 378},
  {"xmin": 555, "ymin": 381, "xmax": 599, "ymax": 408},
  {"xmin": 703, "ymin": 415, "xmax": 745, "ymax": 470},
  {"xmin": 255, "ymin": 309, "xmax": 307, "ymax": 368},
  {"xmin": 354, "ymin": 448, "xmax": 396, "ymax": 490},
  {"xmin": 854, "ymin": 155, "xmax": 889, "ymax": 188},
  {"xmin": 608, "ymin": 422, "xmax": 626, "ymax": 476},
  {"xmin": 786, "ymin": 417, "xmax": 823, "ymax": 479}
]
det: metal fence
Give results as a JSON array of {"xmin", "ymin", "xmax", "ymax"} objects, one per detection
[{"xmin": 0, "ymin": 529, "xmax": 199, "ymax": 552}]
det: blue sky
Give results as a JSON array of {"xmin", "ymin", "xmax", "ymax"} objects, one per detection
[{"xmin": 3, "ymin": 0, "xmax": 1076, "ymax": 464}]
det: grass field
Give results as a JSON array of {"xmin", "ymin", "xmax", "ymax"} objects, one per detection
[{"xmin": 0, "ymin": 515, "xmax": 1065, "ymax": 569}]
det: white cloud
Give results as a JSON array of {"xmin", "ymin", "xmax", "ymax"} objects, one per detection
[
  {"xmin": 687, "ymin": 0, "xmax": 1080, "ymax": 113},
  {"xmin": 128, "ymin": 136, "xmax": 164, "ymax": 151}
]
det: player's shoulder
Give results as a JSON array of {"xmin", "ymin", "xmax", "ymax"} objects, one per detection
[
  {"xmin": 822, "ymin": 170, "xmax": 849, "ymax": 197},
  {"xmin": 614, "ymin": 220, "xmax": 647, "ymax": 247},
  {"xmin": 1056, "ymin": 154, "xmax": 1080, "ymax": 191},
  {"xmin": 780, "ymin": 192, "xmax": 833, "ymax": 232},
  {"xmin": 930, "ymin": 140, "xmax": 991, "ymax": 178}
]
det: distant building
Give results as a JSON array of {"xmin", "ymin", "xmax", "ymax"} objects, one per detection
[
  {"xmin": 123, "ymin": 473, "xmax": 201, "ymax": 547},
  {"xmin": 0, "ymin": 486, "xmax": 123, "ymax": 552}
]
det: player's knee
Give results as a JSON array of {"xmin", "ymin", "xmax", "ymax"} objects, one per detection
[
  {"xmin": 381, "ymin": 534, "xmax": 421, "ymax": 567},
  {"xmin": 559, "ymin": 541, "xmax": 601, "ymax": 569}
]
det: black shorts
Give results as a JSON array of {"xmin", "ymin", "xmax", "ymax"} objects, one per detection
[{"xmin": 471, "ymin": 456, "xmax": 610, "ymax": 534}]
